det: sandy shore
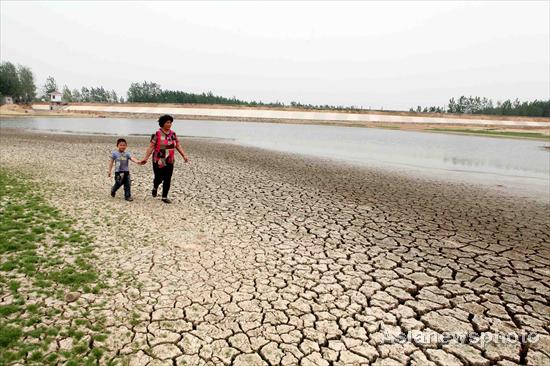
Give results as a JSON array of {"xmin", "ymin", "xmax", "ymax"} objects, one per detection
[{"xmin": 1, "ymin": 130, "xmax": 549, "ymax": 365}]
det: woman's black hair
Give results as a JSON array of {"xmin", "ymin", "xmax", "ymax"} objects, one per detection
[
  {"xmin": 158, "ymin": 114, "xmax": 174, "ymax": 127},
  {"xmin": 116, "ymin": 138, "xmax": 127, "ymax": 145}
]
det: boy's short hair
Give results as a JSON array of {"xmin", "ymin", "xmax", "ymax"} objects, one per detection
[
  {"xmin": 116, "ymin": 138, "xmax": 127, "ymax": 145},
  {"xmin": 158, "ymin": 114, "xmax": 174, "ymax": 127}
]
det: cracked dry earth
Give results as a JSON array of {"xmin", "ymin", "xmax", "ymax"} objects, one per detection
[{"xmin": 1, "ymin": 130, "xmax": 549, "ymax": 366}]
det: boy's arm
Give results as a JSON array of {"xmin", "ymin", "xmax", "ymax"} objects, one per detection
[
  {"xmin": 126, "ymin": 151, "xmax": 142, "ymax": 165},
  {"xmin": 108, "ymin": 159, "xmax": 114, "ymax": 177}
]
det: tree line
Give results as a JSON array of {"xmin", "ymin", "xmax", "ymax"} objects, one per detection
[
  {"xmin": 412, "ymin": 96, "xmax": 550, "ymax": 117},
  {"xmin": 127, "ymin": 81, "xmax": 367, "ymax": 110},
  {"xmin": 0, "ymin": 63, "xmax": 123, "ymax": 104},
  {"xmin": 62, "ymin": 85, "xmax": 122, "ymax": 103},
  {"xmin": 1, "ymin": 61, "xmax": 549, "ymax": 117},
  {"xmin": 127, "ymin": 81, "xmax": 550, "ymax": 117},
  {"xmin": 127, "ymin": 81, "xmax": 285, "ymax": 107}
]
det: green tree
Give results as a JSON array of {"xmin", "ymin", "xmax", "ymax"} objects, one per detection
[
  {"xmin": 17, "ymin": 65, "xmax": 36, "ymax": 103},
  {"xmin": 62, "ymin": 85, "xmax": 73, "ymax": 102},
  {"xmin": 42, "ymin": 76, "xmax": 58, "ymax": 97},
  {"xmin": 127, "ymin": 81, "xmax": 161, "ymax": 102},
  {"xmin": 110, "ymin": 90, "xmax": 118, "ymax": 103},
  {"xmin": 81, "ymin": 87, "xmax": 90, "ymax": 102},
  {"xmin": 0, "ymin": 61, "xmax": 20, "ymax": 99},
  {"xmin": 72, "ymin": 88, "xmax": 81, "ymax": 102}
]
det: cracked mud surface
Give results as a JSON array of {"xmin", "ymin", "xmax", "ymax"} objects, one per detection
[{"xmin": 0, "ymin": 130, "xmax": 549, "ymax": 365}]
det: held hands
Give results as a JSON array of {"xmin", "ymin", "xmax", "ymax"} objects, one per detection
[{"xmin": 135, "ymin": 157, "xmax": 188, "ymax": 164}]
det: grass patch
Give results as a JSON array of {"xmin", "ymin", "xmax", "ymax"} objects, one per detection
[
  {"xmin": 0, "ymin": 168, "xmax": 108, "ymax": 365},
  {"xmin": 0, "ymin": 304, "xmax": 20, "ymax": 317},
  {"xmin": 48, "ymin": 266, "xmax": 98, "ymax": 288},
  {"xmin": 0, "ymin": 325, "xmax": 22, "ymax": 348},
  {"xmin": 429, "ymin": 128, "xmax": 550, "ymax": 140}
]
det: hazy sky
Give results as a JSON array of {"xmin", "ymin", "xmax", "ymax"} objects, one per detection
[{"xmin": 1, "ymin": 1, "xmax": 548, "ymax": 110}]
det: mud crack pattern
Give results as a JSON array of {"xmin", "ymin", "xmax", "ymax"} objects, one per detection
[{"xmin": 0, "ymin": 131, "xmax": 549, "ymax": 365}]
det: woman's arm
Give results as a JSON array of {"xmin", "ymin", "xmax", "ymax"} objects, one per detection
[
  {"xmin": 141, "ymin": 141, "xmax": 155, "ymax": 164},
  {"xmin": 130, "ymin": 156, "xmax": 141, "ymax": 164},
  {"xmin": 176, "ymin": 141, "xmax": 190, "ymax": 163}
]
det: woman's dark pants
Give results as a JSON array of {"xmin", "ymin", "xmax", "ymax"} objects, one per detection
[
  {"xmin": 112, "ymin": 172, "xmax": 131, "ymax": 198},
  {"xmin": 153, "ymin": 163, "xmax": 174, "ymax": 198}
]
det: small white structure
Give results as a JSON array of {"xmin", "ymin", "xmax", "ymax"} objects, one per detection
[
  {"xmin": 50, "ymin": 91, "xmax": 63, "ymax": 103},
  {"xmin": 1, "ymin": 96, "xmax": 13, "ymax": 105}
]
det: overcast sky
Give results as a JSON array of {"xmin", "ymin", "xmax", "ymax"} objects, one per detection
[{"xmin": 1, "ymin": 1, "xmax": 548, "ymax": 110}]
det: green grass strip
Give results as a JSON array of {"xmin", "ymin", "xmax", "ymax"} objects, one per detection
[{"xmin": 0, "ymin": 168, "xmax": 108, "ymax": 365}]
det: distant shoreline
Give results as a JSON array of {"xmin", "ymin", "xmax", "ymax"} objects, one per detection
[
  {"xmin": 1, "ymin": 103, "xmax": 549, "ymax": 141},
  {"xmin": 32, "ymin": 102, "xmax": 550, "ymax": 123},
  {"xmin": 28, "ymin": 102, "xmax": 550, "ymax": 121}
]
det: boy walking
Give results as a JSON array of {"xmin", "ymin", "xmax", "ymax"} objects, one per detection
[{"xmin": 108, "ymin": 138, "xmax": 142, "ymax": 201}]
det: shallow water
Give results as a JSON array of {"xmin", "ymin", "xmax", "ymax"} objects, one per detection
[{"xmin": 2, "ymin": 117, "xmax": 549, "ymax": 201}]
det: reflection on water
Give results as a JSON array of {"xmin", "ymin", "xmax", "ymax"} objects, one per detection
[
  {"xmin": 1, "ymin": 117, "xmax": 549, "ymax": 199},
  {"xmin": 442, "ymin": 156, "xmax": 538, "ymax": 175}
]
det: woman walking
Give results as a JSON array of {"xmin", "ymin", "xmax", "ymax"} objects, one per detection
[{"xmin": 141, "ymin": 115, "xmax": 190, "ymax": 203}]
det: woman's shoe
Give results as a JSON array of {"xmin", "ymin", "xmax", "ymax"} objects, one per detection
[
  {"xmin": 161, "ymin": 198, "xmax": 172, "ymax": 204},
  {"xmin": 152, "ymin": 188, "xmax": 158, "ymax": 197}
]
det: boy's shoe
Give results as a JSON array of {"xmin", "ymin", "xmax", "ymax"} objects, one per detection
[
  {"xmin": 161, "ymin": 198, "xmax": 172, "ymax": 204},
  {"xmin": 125, "ymin": 197, "xmax": 134, "ymax": 202},
  {"xmin": 111, "ymin": 191, "xmax": 116, "ymax": 197},
  {"xmin": 152, "ymin": 188, "xmax": 158, "ymax": 197}
]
